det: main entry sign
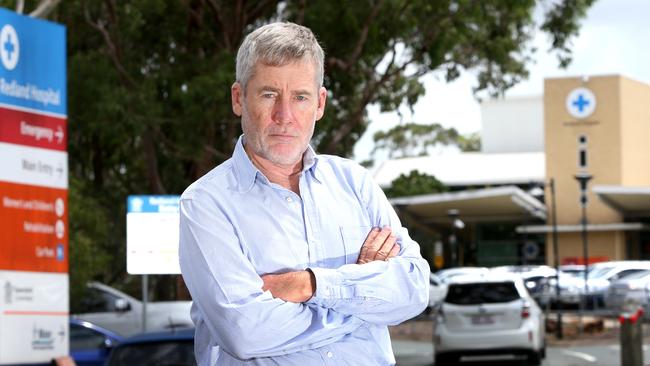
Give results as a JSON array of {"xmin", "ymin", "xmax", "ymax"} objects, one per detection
[{"xmin": 0, "ymin": 8, "xmax": 68, "ymax": 364}]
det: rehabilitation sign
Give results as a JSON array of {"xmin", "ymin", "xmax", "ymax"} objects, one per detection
[{"xmin": 0, "ymin": 8, "xmax": 68, "ymax": 364}]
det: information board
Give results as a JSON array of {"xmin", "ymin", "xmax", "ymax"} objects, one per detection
[
  {"xmin": 126, "ymin": 195, "xmax": 182, "ymax": 275},
  {"xmin": 0, "ymin": 8, "xmax": 68, "ymax": 364}
]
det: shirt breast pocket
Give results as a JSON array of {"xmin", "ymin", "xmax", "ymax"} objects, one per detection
[{"xmin": 339, "ymin": 225, "xmax": 372, "ymax": 265}]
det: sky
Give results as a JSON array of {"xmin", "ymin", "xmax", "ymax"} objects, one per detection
[{"xmin": 353, "ymin": 0, "xmax": 650, "ymax": 163}]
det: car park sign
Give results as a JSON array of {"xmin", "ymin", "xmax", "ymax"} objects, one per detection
[{"xmin": 0, "ymin": 8, "xmax": 68, "ymax": 364}]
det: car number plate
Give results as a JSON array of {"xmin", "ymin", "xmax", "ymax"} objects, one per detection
[{"xmin": 471, "ymin": 315, "xmax": 494, "ymax": 325}]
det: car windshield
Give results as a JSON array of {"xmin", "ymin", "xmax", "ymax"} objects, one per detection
[
  {"xmin": 587, "ymin": 266, "xmax": 614, "ymax": 279},
  {"xmin": 107, "ymin": 341, "xmax": 196, "ymax": 366},
  {"xmin": 619, "ymin": 270, "xmax": 650, "ymax": 281},
  {"xmin": 561, "ymin": 270, "xmax": 584, "ymax": 278},
  {"xmin": 445, "ymin": 282, "xmax": 520, "ymax": 305}
]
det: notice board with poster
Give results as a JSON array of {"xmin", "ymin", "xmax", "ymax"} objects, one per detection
[{"xmin": 0, "ymin": 8, "xmax": 68, "ymax": 364}]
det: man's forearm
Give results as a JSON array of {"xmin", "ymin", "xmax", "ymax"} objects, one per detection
[{"xmin": 261, "ymin": 270, "xmax": 316, "ymax": 302}]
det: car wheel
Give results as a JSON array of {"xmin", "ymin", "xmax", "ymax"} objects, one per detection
[
  {"xmin": 434, "ymin": 353, "xmax": 456, "ymax": 365},
  {"xmin": 527, "ymin": 350, "xmax": 542, "ymax": 365}
]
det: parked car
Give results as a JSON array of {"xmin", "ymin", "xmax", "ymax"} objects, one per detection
[
  {"xmin": 105, "ymin": 328, "xmax": 195, "ymax": 366},
  {"xmin": 70, "ymin": 317, "xmax": 123, "ymax": 366},
  {"xmin": 559, "ymin": 264, "xmax": 585, "ymax": 277},
  {"xmin": 491, "ymin": 265, "xmax": 557, "ymax": 307},
  {"xmin": 427, "ymin": 273, "xmax": 447, "ymax": 313},
  {"xmin": 433, "ymin": 273, "xmax": 546, "ymax": 365},
  {"xmin": 435, "ymin": 267, "xmax": 489, "ymax": 284},
  {"xmin": 74, "ymin": 282, "xmax": 193, "ymax": 336},
  {"xmin": 605, "ymin": 269, "xmax": 650, "ymax": 314},
  {"xmin": 554, "ymin": 261, "xmax": 650, "ymax": 308},
  {"xmin": 550, "ymin": 270, "xmax": 586, "ymax": 307}
]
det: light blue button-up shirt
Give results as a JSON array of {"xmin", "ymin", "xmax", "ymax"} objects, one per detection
[{"xmin": 179, "ymin": 136, "xmax": 430, "ymax": 365}]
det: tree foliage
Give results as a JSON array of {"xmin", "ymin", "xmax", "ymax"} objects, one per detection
[
  {"xmin": 371, "ymin": 122, "xmax": 469, "ymax": 160},
  {"xmin": 384, "ymin": 170, "xmax": 448, "ymax": 198},
  {"xmin": 5, "ymin": 0, "xmax": 595, "ymax": 297}
]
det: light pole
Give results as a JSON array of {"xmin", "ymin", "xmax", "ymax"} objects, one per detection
[
  {"xmin": 575, "ymin": 172, "xmax": 593, "ymax": 332},
  {"xmin": 447, "ymin": 209, "xmax": 464, "ymax": 266},
  {"xmin": 550, "ymin": 178, "xmax": 562, "ymax": 339}
]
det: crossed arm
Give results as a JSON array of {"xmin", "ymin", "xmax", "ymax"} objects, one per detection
[{"xmin": 261, "ymin": 226, "xmax": 398, "ymax": 302}]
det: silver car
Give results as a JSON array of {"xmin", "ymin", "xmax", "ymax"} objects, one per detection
[
  {"xmin": 74, "ymin": 282, "xmax": 193, "ymax": 336},
  {"xmin": 605, "ymin": 270, "xmax": 650, "ymax": 314}
]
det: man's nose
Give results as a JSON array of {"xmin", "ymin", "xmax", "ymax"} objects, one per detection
[{"xmin": 272, "ymin": 96, "xmax": 294, "ymax": 124}]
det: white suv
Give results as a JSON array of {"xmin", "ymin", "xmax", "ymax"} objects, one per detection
[{"xmin": 433, "ymin": 273, "xmax": 545, "ymax": 365}]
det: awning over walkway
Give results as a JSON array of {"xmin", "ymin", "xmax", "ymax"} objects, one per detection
[
  {"xmin": 593, "ymin": 185, "xmax": 650, "ymax": 216},
  {"xmin": 389, "ymin": 185, "xmax": 546, "ymax": 224},
  {"xmin": 516, "ymin": 222, "xmax": 650, "ymax": 234}
]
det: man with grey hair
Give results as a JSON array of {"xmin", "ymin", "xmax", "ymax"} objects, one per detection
[{"xmin": 179, "ymin": 22, "xmax": 429, "ymax": 365}]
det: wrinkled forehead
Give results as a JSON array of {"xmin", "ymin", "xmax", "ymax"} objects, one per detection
[{"xmin": 246, "ymin": 58, "xmax": 321, "ymax": 90}]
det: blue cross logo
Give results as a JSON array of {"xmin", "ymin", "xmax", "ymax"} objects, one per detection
[
  {"xmin": 3, "ymin": 33, "xmax": 14, "ymax": 61},
  {"xmin": 572, "ymin": 94, "xmax": 590, "ymax": 113},
  {"xmin": 566, "ymin": 87, "xmax": 596, "ymax": 119}
]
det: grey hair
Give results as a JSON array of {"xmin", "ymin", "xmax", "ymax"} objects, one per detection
[{"xmin": 236, "ymin": 22, "xmax": 325, "ymax": 91}]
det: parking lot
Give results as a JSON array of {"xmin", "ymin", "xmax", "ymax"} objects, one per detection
[{"xmin": 392, "ymin": 314, "xmax": 650, "ymax": 365}]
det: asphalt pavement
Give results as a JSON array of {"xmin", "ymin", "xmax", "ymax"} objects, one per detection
[{"xmin": 393, "ymin": 339, "xmax": 650, "ymax": 366}]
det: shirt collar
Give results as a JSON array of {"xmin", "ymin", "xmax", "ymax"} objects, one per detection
[
  {"xmin": 232, "ymin": 135, "xmax": 258, "ymax": 193},
  {"xmin": 302, "ymin": 144, "xmax": 323, "ymax": 184},
  {"xmin": 232, "ymin": 135, "xmax": 322, "ymax": 192}
]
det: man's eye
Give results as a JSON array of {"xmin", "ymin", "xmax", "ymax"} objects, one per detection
[
  {"xmin": 295, "ymin": 95, "xmax": 307, "ymax": 101},
  {"xmin": 262, "ymin": 93, "xmax": 276, "ymax": 98}
]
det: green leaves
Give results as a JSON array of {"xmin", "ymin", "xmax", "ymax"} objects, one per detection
[
  {"xmin": 384, "ymin": 170, "xmax": 448, "ymax": 198},
  {"xmin": 44, "ymin": 0, "xmax": 594, "ymax": 298},
  {"xmin": 371, "ymin": 122, "xmax": 466, "ymax": 159}
]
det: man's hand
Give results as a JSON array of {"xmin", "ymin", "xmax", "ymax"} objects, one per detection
[
  {"xmin": 357, "ymin": 226, "xmax": 400, "ymax": 264},
  {"xmin": 261, "ymin": 270, "xmax": 316, "ymax": 303}
]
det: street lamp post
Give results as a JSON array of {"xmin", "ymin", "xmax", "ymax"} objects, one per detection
[
  {"xmin": 574, "ymin": 172, "xmax": 593, "ymax": 333},
  {"xmin": 447, "ymin": 209, "xmax": 463, "ymax": 266},
  {"xmin": 549, "ymin": 178, "xmax": 562, "ymax": 339}
]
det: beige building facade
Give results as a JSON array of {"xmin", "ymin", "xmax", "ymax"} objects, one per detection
[
  {"xmin": 543, "ymin": 75, "xmax": 650, "ymax": 264},
  {"xmin": 376, "ymin": 74, "xmax": 650, "ymax": 268}
]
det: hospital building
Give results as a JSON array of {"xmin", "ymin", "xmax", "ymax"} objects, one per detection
[{"xmin": 374, "ymin": 75, "xmax": 650, "ymax": 269}]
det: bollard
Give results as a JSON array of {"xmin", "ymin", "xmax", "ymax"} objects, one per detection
[{"xmin": 619, "ymin": 307, "xmax": 644, "ymax": 366}]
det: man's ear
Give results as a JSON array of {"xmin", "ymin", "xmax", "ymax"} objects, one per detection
[
  {"xmin": 315, "ymin": 86, "xmax": 327, "ymax": 121},
  {"xmin": 231, "ymin": 82, "xmax": 243, "ymax": 117}
]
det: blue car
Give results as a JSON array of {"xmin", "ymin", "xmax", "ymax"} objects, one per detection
[
  {"xmin": 70, "ymin": 317, "xmax": 123, "ymax": 366},
  {"xmin": 105, "ymin": 328, "xmax": 195, "ymax": 366}
]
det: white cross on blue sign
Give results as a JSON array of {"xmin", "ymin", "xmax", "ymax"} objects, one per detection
[
  {"xmin": 3, "ymin": 32, "xmax": 14, "ymax": 60},
  {"xmin": 0, "ymin": 23, "xmax": 19, "ymax": 70}
]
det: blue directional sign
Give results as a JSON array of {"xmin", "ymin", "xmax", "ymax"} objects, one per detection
[
  {"xmin": 0, "ymin": 8, "xmax": 66, "ymax": 116},
  {"xmin": 127, "ymin": 195, "xmax": 180, "ymax": 213}
]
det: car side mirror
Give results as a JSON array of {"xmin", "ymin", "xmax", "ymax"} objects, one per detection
[
  {"xmin": 103, "ymin": 337, "xmax": 116, "ymax": 349},
  {"xmin": 115, "ymin": 298, "xmax": 131, "ymax": 312}
]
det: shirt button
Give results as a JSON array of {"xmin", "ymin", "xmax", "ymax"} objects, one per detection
[
  {"xmin": 285, "ymin": 197, "xmax": 293, "ymax": 203},
  {"xmin": 327, "ymin": 351, "xmax": 333, "ymax": 358}
]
